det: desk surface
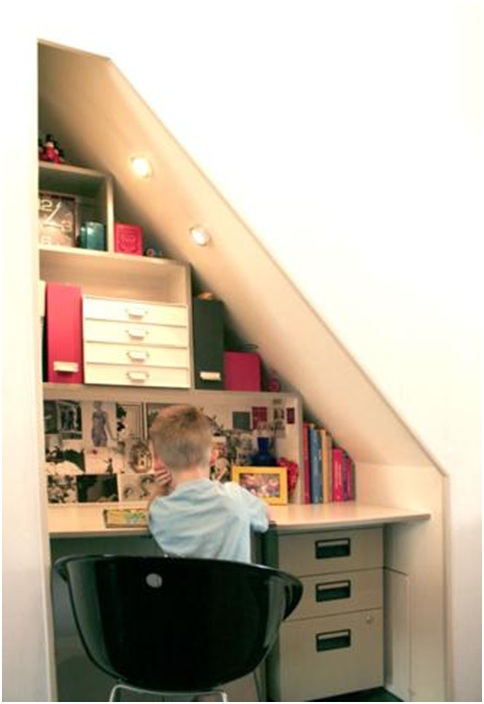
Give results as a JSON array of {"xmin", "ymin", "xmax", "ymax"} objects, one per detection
[{"xmin": 48, "ymin": 501, "xmax": 430, "ymax": 538}]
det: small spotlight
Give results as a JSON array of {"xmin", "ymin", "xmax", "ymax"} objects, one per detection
[
  {"xmin": 130, "ymin": 156, "xmax": 153, "ymax": 179},
  {"xmin": 190, "ymin": 226, "xmax": 211, "ymax": 246}
]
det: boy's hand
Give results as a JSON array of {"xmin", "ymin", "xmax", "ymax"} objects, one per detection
[
  {"xmin": 154, "ymin": 466, "xmax": 173, "ymax": 492},
  {"xmin": 147, "ymin": 465, "xmax": 173, "ymax": 506}
]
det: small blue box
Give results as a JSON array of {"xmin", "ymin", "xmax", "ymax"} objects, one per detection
[{"xmin": 79, "ymin": 222, "xmax": 106, "ymax": 251}]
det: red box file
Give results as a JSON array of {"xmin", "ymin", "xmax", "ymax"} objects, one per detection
[
  {"xmin": 224, "ymin": 351, "xmax": 261, "ymax": 391},
  {"xmin": 45, "ymin": 283, "xmax": 83, "ymax": 383},
  {"xmin": 114, "ymin": 223, "xmax": 143, "ymax": 255}
]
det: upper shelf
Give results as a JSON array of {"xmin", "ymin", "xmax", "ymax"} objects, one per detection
[
  {"xmin": 39, "ymin": 246, "xmax": 190, "ymax": 304},
  {"xmin": 39, "ymin": 161, "xmax": 109, "ymax": 195},
  {"xmin": 38, "ymin": 162, "xmax": 190, "ymax": 304}
]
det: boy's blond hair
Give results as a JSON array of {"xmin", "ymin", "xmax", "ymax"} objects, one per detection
[{"xmin": 149, "ymin": 404, "xmax": 212, "ymax": 471}]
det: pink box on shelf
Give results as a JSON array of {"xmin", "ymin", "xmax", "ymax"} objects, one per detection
[
  {"xmin": 114, "ymin": 223, "xmax": 143, "ymax": 255},
  {"xmin": 224, "ymin": 352, "xmax": 261, "ymax": 391},
  {"xmin": 45, "ymin": 282, "xmax": 83, "ymax": 384}
]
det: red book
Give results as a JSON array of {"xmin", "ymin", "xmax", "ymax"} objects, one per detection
[
  {"xmin": 45, "ymin": 282, "xmax": 83, "ymax": 383},
  {"xmin": 331, "ymin": 447, "xmax": 345, "ymax": 502},
  {"xmin": 302, "ymin": 422, "xmax": 311, "ymax": 504},
  {"xmin": 343, "ymin": 452, "xmax": 355, "ymax": 500}
]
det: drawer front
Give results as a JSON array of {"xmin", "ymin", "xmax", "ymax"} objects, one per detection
[
  {"xmin": 84, "ymin": 363, "xmax": 191, "ymax": 388},
  {"xmin": 277, "ymin": 528, "xmax": 383, "ymax": 576},
  {"xmin": 288, "ymin": 568, "xmax": 382, "ymax": 620},
  {"xmin": 84, "ymin": 342, "xmax": 190, "ymax": 368},
  {"xmin": 83, "ymin": 319, "xmax": 189, "ymax": 347},
  {"xmin": 83, "ymin": 296, "xmax": 188, "ymax": 326},
  {"xmin": 270, "ymin": 609, "xmax": 383, "ymax": 702}
]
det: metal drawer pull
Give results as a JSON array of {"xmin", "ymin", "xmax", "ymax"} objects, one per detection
[
  {"xmin": 315, "ymin": 537, "xmax": 351, "ymax": 559},
  {"xmin": 53, "ymin": 361, "xmax": 79, "ymax": 373},
  {"xmin": 126, "ymin": 305, "xmax": 148, "ymax": 318},
  {"xmin": 316, "ymin": 580, "xmax": 351, "ymax": 602},
  {"xmin": 127, "ymin": 327, "xmax": 148, "ymax": 339},
  {"xmin": 127, "ymin": 350, "xmax": 149, "ymax": 362},
  {"xmin": 200, "ymin": 371, "xmax": 222, "ymax": 381},
  {"xmin": 316, "ymin": 629, "xmax": 351, "ymax": 652},
  {"xmin": 127, "ymin": 371, "xmax": 149, "ymax": 382}
]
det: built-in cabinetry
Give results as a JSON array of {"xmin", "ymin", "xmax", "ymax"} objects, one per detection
[
  {"xmin": 39, "ymin": 161, "xmax": 432, "ymax": 703},
  {"xmin": 39, "ymin": 162, "xmax": 193, "ymax": 389}
]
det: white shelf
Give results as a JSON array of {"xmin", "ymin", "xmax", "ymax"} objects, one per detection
[{"xmin": 39, "ymin": 246, "xmax": 190, "ymax": 303}]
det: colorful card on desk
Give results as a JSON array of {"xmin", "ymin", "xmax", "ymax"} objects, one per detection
[{"xmin": 103, "ymin": 507, "xmax": 148, "ymax": 528}]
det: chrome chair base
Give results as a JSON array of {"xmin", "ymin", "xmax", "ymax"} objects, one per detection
[{"xmin": 109, "ymin": 682, "xmax": 228, "ymax": 702}]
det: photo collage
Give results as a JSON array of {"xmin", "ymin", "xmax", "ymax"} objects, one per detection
[{"xmin": 44, "ymin": 398, "xmax": 295, "ymax": 505}]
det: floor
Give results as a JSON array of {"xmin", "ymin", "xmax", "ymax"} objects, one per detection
[{"xmin": 319, "ymin": 688, "xmax": 401, "ymax": 702}]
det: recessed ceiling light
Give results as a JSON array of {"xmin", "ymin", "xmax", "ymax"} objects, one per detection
[
  {"xmin": 130, "ymin": 156, "xmax": 153, "ymax": 179},
  {"xmin": 190, "ymin": 226, "xmax": 211, "ymax": 246}
]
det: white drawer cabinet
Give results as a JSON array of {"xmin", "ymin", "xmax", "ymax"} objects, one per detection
[
  {"xmin": 82, "ymin": 295, "xmax": 191, "ymax": 388},
  {"xmin": 264, "ymin": 527, "xmax": 384, "ymax": 701}
]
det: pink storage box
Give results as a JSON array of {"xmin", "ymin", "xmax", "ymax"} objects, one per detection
[{"xmin": 224, "ymin": 352, "xmax": 261, "ymax": 391}]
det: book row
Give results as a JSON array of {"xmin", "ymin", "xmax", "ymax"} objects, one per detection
[{"xmin": 301, "ymin": 423, "xmax": 356, "ymax": 504}]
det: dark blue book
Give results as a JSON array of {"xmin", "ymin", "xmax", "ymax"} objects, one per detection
[{"xmin": 308, "ymin": 425, "xmax": 323, "ymax": 503}]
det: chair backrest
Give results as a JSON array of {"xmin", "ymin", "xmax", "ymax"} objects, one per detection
[{"xmin": 54, "ymin": 554, "xmax": 303, "ymax": 691}]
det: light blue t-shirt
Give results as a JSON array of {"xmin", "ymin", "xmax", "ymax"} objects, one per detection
[{"xmin": 149, "ymin": 478, "xmax": 269, "ymax": 563}]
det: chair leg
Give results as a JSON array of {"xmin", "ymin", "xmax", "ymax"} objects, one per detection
[{"xmin": 108, "ymin": 683, "xmax": 123, "ymax": 702}]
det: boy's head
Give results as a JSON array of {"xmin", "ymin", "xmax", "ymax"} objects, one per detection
[{"xmin": 149, "ymin": 405, "xmax": 212, "ymax": 472}]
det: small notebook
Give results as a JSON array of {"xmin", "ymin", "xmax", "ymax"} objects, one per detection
[{"xmin": 103, "ymin": 508, "xmax": 148, "ymax": 528}]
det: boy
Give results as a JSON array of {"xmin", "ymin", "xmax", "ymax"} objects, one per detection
[{"xmin": 148, "ymin": 404, "xmax": 271, "ymax": 563}]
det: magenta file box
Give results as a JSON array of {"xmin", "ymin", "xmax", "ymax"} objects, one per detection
[
  {"xmin": 224, "ymin": 351, "xmax": 261, "ymax": 391},
  {"xmin": 45, "ymin": 282, "xmax": 83, "ymax": 383}
]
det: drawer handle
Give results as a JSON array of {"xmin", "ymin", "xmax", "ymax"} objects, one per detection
[
  {"xmin": 199, "ymin": 371, "xmax": 222, "ymax": 381},
  {"xmin": 315, "ymin": 538, "xmax": 351, "ymax": 560},
  {"xmin": 127, "ymin": 371, "xmax": 149, "ymax": 383},
  {"xmin": 127, "ymin": 327, "xmax": 148, "ymax": 339},
  {"xmin": 53, "ymin": 361, "xmax": 79, "ymax": 373},
  {"xmin": 316, "ymin": 629, "xmax": 351, "ymax": 652},
  {"xmin": 127, "ymin": 350, "xmax": 149, "ymax": 362},
  {"xmin": 126, "ymin": 305, "xmax": 148, "ymax": 318},
  {"xmin": 316, "ymin": 580, "xmax": 351, "ymax": 602}
]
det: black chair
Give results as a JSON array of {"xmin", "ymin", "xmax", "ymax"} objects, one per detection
[{"xmin": 54, "ymin": 554, "xmax": 303, "ymax": 702}]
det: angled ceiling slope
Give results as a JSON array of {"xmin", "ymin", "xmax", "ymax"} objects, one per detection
[{"xmin": 38, "ymin": 40, "xmax": 433, "ymax": 467}]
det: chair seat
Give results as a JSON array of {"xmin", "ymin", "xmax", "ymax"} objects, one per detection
[{"xmin": 55, "ymin": 554, "xmax": 303, "ymax": 693}]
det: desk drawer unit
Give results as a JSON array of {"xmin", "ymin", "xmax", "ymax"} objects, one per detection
[
  {"xmin": 265, "ymin": 527, "xmax": 384, "ymax": 702},
  {"xmin": 82, "ymin": 295, "xmax": 191, "ymax": 388}
]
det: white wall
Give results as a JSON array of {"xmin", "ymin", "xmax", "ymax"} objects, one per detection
[
  {"xmin": 2, "ymin": 1, "xmax": 482, "ymax": 701},
  {"xmin": 1, "ymin": 15, "xmax": 56, "ymax": 704}
]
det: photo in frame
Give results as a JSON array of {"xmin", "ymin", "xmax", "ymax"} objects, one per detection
[{"xmin": 232, "ymin": 466, "xmax": 288, "ymax": 505}]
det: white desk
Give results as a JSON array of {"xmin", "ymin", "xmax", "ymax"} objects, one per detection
[{"xmin": 48, "ymin": 501, "xmax": 430, "ymax": 537}]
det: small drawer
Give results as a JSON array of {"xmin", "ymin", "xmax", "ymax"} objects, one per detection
[
  {"xmin": 287, "ymin": 568, "xmax": 382, "ymax": 620},
  {"xmin": 84, "ymin": 363, "xmax": 191, "ymax": 388},
  {"xmin": 269, "ymin": 609, "xmax": 383, "ymax": 701},
  {"xmin": 277, "ymin": 528, "xmax": 383, "ymax": 576},
  {"xmin": 83, "ymin": 296, "xmax": 188, "ymax": 326},
  {"xmin": 83, "ymin": 319, "xmax": 189, "ymax": 347},
  {"xmin": 84, "ymin": 342, "xmax": 190, "ymax": 368}
]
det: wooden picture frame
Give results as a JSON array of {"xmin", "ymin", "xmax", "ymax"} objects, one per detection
[{"xmin": 232, "ymin": 465, "xmax": 288, "ymax": 505}]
